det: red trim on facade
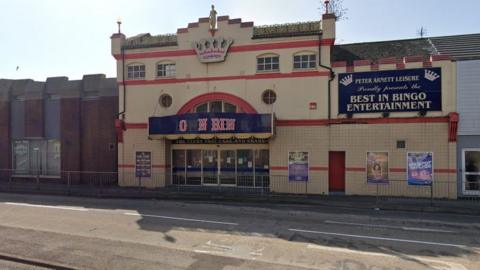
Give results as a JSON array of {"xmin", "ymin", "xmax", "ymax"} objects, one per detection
[
  {"xmin": 434, "ymin": 169, "xmax": 457, "ymax": 173},
  {"xmin": 217, "ymin": 16, "xmax": 230, "ymax": 21},
  {"xmin": 353, "ymin": 60, "xmax": 371, "ymax": 66},
  {"xmin": 346, "ymin": 167, "xmax": 366, "ymax": 172},
  {"xmin": 270, "ymin": 166, "xmax": 288, "ymax": 170},
  {"xmin": 310, "ymin": 166, "xmax": 329, "ymax": 171},
  {"xmin": 198, "ymin": 17, "xmax": 210, "ymax": 23},
  {"xmin": 431, "ymin": 55, "xmax": 450, "ymax": 61},
  {"xmin": 404, "ymin": 55, "xmax": 424, "ymax": 63},
  {"xmin": 422, "ymin": 61, "xmax": 432, "ymax": 68},
  {"xmin": 120, "ymin": 71, "xmax": 329, "ymax": 86},
  {"xmin": 346, "ymin": 66, "xmax": 354, "ymax": 72},
  {"xmin": 276, "ymin": 116, "xmax": 450, "ymax": 127},
  {"xmin": 229, "ymin": 40, "xmax": 321, "ymax": 53},
  {"xmin": 188, "ymin": 22, "xmax": 199, "ymax": 28},
  {"xmin": 378, "ymin": 57, "xmax": 396, "ymax": 65},
  {"xmin": 114, "ymin": 40, "xmax": 323, "ymax": 60},
  {"xmin": 331, "ymin": 61, "xmax": 347, "ymax": 68},
  {"xmin": 390, "ymin": 168, "xmax": 406, "ymax": 173},
  {"xmin": 320, "ymin": 38, "xmax": 335, "ymax": 46},
  {"xmin": 177, "ymin": 28, "xmax": 189, "ymax": 34},
  {"xmin": 123, "ymin": 116, "xmax": 452, "ymax": 131},
  {"xmin": 396, "ymin": 63, "xmax": 406, "ymax": 69},
  {"xmin": 177, "ymin": 92, "xmax": 258, "ymax": 114},
  {"xmin": 370, "ymin": 64, "xmax": 379, "ymax": 71},
  {"xmin": 125, "ymin": 123, "xmax": 148, "ymax": 129}
]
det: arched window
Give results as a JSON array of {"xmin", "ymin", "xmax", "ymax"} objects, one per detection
[
  {"xmin": 177, "ymin": 92, "xmax": 257, "ymax": 114},
  {"xmin": 127, "ymin": 63, "xmax": 145, "ymax": 79},
  {"xmin": 194, "ymin": 101, "xmax": 238, "ymax": 113},
  {"xmin": 257, "ymin": 53, "xmax": 280, "ymax": 72}
]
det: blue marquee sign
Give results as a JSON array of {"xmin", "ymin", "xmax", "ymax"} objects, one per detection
[
  {"xmin": 149, "ymin": 113, "xmax": 273, "ymax": 136},
  {"xmin": 338, "ymin": 68, "xmax": 442, "ymax": 114}
]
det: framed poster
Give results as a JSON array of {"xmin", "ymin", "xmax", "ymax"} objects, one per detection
[
  {"xmin": 135, "ymin": 151, "xmax": 152, "ymax": 178},
  {"xmin": 407, "ymin": 152, "xmax": 433, "ymax": 186},
  {"xmin": 288, "ymin": 152, "xmax": 309, "ymax": 181},
  {"xmin": 367, "ymin": 151, "xmax": 389, "ymax": 184}
]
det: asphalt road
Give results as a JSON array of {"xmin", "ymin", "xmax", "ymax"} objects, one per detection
[{"xmin": 0, "ymin": 193, "xmax": 479, "ymax": 270}]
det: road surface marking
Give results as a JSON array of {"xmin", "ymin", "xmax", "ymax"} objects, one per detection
[
  {"xmin": 124, "ymin": 212, "xmax": 239, "ymax": 226},
  {"xmin": 307, "ymin": 244, "xmax": 468, "ymax": 270},
  {"xmin": 324, "ymin": 220, "xmax": 455, "ymax": 233},
  {"xmin": 289, "ymin": 228, "xmax": 466, "ymax": 248},
  {"xmin": 194, "ymin": 250, "xmax": 225, "ymax": 254},
  {"xmin": 205, "ymin": 240, "xmax": 233, "ymax": 250},
  {"xmin": 4, "ymin": 202, "xmax": 88, "ymax": 212}
]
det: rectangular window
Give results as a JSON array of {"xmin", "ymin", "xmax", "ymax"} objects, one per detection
[
  {"xmin": 12, "ymin": 139, "xmax": 61, "ymax": 176},
  {"xmin": 293, "ymin": 54, "xmax": 316, "ymax": 69},
  {"xmin": 257, "ymin": 56, "xmax": 279, "ymax": 72},
  {"xmin": 157, "ymin": 63, "xmax": 176, "ymax": 77},
  {"xmin": 127, "ymin": 64, "xmax": 145, "ymax": 79}
]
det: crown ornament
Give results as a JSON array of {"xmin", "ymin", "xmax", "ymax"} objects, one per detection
[
  {"xmin": 192, "ymin": 37, "xmax": 234, "ymax": 63},
  {"xmin": 340, "ymin": 74, "xmax": 353, "ymax": 86},
  {"xmin": 424, "ymin": 69, "xmax": 440, "ymax": 82}
]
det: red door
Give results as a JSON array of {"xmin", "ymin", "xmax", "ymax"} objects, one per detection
[{"xmin": 329, "ymin": 151, "xmax": 345, "ymax": 192}]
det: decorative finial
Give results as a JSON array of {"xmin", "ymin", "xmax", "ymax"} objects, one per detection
[
  {"xmin": 209, "ymin": 5, "xmax": 217, "ymax": 30},
  {"xmin": 117, "ymin": 17, "xmax": 122, "ymax": 34},
  {"xmin": 324, "ymin": 0, "xmax": 330, "ymax": 14}
]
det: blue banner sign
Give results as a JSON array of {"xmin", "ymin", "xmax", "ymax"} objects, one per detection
[
  {"xmin": 407, "ymin": 152, "xmax": 433, "ymax": 186},
  {"xmin": 149, "ymin": 113, "xmax": 273, "ymax": 135},
  {"xmin": 338, "ymin": 68, "xmax": 442, "ymax": 113}
]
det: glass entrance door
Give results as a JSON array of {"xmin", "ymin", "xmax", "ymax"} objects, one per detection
[
  {"xmin": 463, "ymin": 149, "xmax": 480, "ymax": 195},
  {"xmin": 220, "ymin": 150, "xmax": 236, "ymax": 185},
  {"xmin": 202, "ymin": 150, "xmax": 218, "ymax": 185},
  {"xmin": 237, "ymin": 150, "xmax": 254, "ymax": 186}
]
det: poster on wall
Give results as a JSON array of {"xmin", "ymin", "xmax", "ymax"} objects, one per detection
[
  {"xmin": 288, "ymin": 152, "xmax": 309, "ymax": 181},
  {"xmin": 407, "ymin": 152, "xmax": 433, "ymax": 186},
  {"xmin": 135, "ymin": 151, "xmax": 152, "ymax": 178},
  {"xmin": 367, "ymin": 152, "xmax": 389, "ymax": 184}
]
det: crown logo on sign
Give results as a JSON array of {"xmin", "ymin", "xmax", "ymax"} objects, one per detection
[
  {"xmin": 340, "ymin": 74, "xmax": 353, "ymax": 86},
  {"xmin": 424, "ymin": 69, "xmax": 440, "ymax": 82},
  {"xmin": 192, "ymin": 37, "xmax": 234, "ymax": 63}
]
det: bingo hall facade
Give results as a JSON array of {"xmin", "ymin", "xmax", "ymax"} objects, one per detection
[{"xmin": 111, "ymin": 6, "xmax": 459, "ymax": 198}]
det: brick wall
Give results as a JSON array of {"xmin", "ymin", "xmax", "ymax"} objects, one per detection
[{"xmin": 0, "ymin": 101, "xmax": 10, "ymax": 169}]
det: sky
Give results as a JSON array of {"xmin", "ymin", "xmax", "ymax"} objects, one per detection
[{"xmin": 1, "ymin": 0, "xmax": 479, "ymax": 81}]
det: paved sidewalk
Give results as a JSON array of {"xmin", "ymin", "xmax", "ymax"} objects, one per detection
[{"xmin": 1, "ymin": 182, "xmax": 479, "ymax": 216}]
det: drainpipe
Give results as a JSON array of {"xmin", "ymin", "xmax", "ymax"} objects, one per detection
[
  {"xmin": 117, "ymin": 47, "xmax": 126, "ymax": 120},
  {"xmin": 318, "ymin": 33, "xmax": 335, "ymax": 121}
]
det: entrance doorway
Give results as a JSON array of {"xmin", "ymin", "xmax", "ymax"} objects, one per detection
[
  {"xmin": 172, "ymin": 145, "xmax": 269, "ymax": 187},
  {"xmin": 329, "ymin": 151, "xmax": 346, "ymax": 192},
  {"xmin": 462, "ymin": 149, "xmax": 480, "ymax": 195}
]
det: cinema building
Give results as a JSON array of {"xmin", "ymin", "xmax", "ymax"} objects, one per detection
[{"xmin": 112, "ymin": 8, "xmax": 462, "ymax": 198}]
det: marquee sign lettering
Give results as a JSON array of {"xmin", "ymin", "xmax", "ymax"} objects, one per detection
[
  {"xmin": 338, "ymin": 68, "xmax": 442, "ymax": 114},
  {"xmin": 192, "ymin": 37, "xmax": 234, "ymax": 63},
  {"xmin": 149, "ymin": 113, "xmax": 273, "ymax": 136}
]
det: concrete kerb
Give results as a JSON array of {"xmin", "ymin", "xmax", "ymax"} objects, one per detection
[{"xmin": 1, "ymin": 185, "xmax": 479, "ymax": 216}]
